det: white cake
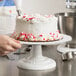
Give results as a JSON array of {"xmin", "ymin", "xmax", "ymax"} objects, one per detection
[{"xmin": 13, "ymin": 14, "xmax": 62, "ymax": 41}]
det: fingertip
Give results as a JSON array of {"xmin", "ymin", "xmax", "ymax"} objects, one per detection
[
  {"xmin": 12, "ymin": 38, "xmax": 20, "ymax": 43},
  {"xmin": 15, "ymin": 40, "xmax": 20, "ymax": 43},
  {"xmin": 10, "ymin": 39, "xmax": 22, "ymax": 49}
]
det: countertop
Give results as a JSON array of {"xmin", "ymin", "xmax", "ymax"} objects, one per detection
[{"xmin": 0, "ymin": 45, "xmax": 76, "ymax": 76}]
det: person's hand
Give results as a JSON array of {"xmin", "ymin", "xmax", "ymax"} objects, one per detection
[{"xmin": 0, "ymin": 35, "xmax": 21, "ymax": 56}]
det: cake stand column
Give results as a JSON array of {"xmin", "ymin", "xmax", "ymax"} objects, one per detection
[{"xmin": 31, "ymin": 45, "xmax": 43, "ymax": 58}]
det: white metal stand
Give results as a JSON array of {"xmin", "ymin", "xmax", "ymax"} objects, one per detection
[{"xmin": 17, "ymin": 34, "xmax": 72, "ymax": 70}]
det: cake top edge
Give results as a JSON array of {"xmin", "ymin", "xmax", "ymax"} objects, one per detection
[{"xmin": 17, "ymin": 13, "xmax": 58, "ymax": 23}]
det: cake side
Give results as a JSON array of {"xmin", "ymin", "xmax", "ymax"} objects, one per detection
[{"xmin": 14, "ymin": 14, "xmax": 63, "ymax": 41}]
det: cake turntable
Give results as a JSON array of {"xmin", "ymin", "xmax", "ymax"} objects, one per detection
[{"xmin": 17, "ymin": 34, "xmax": 72, "ymax": 70}]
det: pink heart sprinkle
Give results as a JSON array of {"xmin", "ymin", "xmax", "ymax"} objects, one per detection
[
  {"xmin": 20, "ymin": 32, "xmax": 25, "ymax": 35},
  {"xmin": 25, "ymin": 34, "xmax": 27, "ymax": 36},
  {"xmin": 53, "ymin": 33, "xmax": 55, "ymax": 35},
  {"xmin": 56, "ymin": 30, "xmax": 60, "ymax": 33},
  {"xmin": 23, "ymin": 16, "xmax": 26, "ymax": 18},
  {"xmin": 43, "ymin": 38, "xmax": 45, "ymax": 40},
  {"xmin": 56, "ymin": 34, "xmax": 58, "ymax": 37},
  {"xmin": 17, "ymin": 37, "xmax": 20, "ymax": 40},
  {"xmin": 29, "ymin": 17, "xmax": 34, "ymax": 20},
  {"xmin": 39, "ymin": 35, "xmax": 43, "ymax": 37},
  {"xmin": 30, "ymin": 34, "xmax": 33, "ymax": 35},
  {"xmin": 27, "ymin": 20, "xmax": 29, "ymax": 21},
  {"xmin": 25, "ymin": 36, "xmax": 28, "ymax": 39},
  {"xmin": 33, "ymin": 36, "xmax": 36, "ymax": 39},
  {"xmin": 23, "ymin": 37, "xmax": 26, "ymax": 40},
  {"xmin": 24, "ymin": 13, "xmax": 26, "ymax": 15},
  {"xmin": 51, "ymin": 36, "xmax": 54, "ymax": 37},
  {"xmin": 50, "ymin": 33, "xmax": 52, "ymax": 35},
  {"xmin": 53, "ymin": 38, "xmax": 55, "ymax": 40}
]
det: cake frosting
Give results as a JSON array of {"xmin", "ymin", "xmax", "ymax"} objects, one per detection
[{"xmin": 13, "ymin": 14, "xmax": 63, "ymax": 41}]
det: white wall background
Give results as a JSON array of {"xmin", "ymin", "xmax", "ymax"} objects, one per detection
[{"xmin": 21, "ymin": 0, "xmax": 74, "ymax": 15}]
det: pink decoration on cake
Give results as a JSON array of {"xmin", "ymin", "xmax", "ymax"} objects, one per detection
[
  {"xmin": 53, "ymin": 33, "xmax": 55, "ymax": 35},
  {"xmin": 20, "ymin": 32, "xmax": 25, "ymax": 35},
  {"xmin": 49, "ymin": 32, "xmax": 53, "ymax": 36},
  {"xmin": 24, "ymin": 13, "xmax": 26, "ymax": 15},
  {"xmin": 14, "ymin": 14, "xmax": 63, "ymax": 41},
  {"xmin": 11, "ymin": 32, "xmax": 16, "ymax": 37},
  {"xmin": 28, "ymin": 17, "xmax": 34, "ymax": 20},
  {"xmin": 27, "ymin": 19, "xmax": 29, "ymax": 21},
  {"xmin": 22, "ymin": 15, "xmax": 34, "ymax": 22},
  {"xmin": 39, "ymin": 35, "xmax": 43, "ymax": 37},
  {"xmin": 56, "ymin": 30, "xmax": 60, "ymax": 33},
  {"xmin": 49, "ymin": 33, "xmax": 52, "ymax": 35},
  {"xmin": 33, "ymin": 36, "xmax": 36, "ymax": 39},
  {"xmin": 23, "ymin": 36, "xmax": 25, "ymax": 40},
  {"xmin": 53, "ymin": 38, "xmax": 55, "ymax": 41},
  {"xmin": 11, "ymin": 31, "xmax": 63, "ymax": 42},
  {"xmin": 43, "ymin": 38, "xmax": 45, "ymax": 40},
  {"xmin": 27, "ymin": 34, "xmax": 36, "ymax": 41},
  {"xmin": 12, "ymin": 32, "xmax": 27, "ymax": 41},
  {"xmin": 17, "ymin": 37, "xmax": 20, "ymax": 40},
  {"xmin": 23, "ymin": 16, "xmax": 26, "ymax": 18}
]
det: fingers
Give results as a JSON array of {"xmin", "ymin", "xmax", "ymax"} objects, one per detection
[
  {"xmin": 0, "ymin": 35, "xmax": 22, "ymax": 56},
  {"xmin": 0, "ymin": 50, "xmax": 10, "ymax": 56},
  {"xmin": 0, "ymin": 46, "xmax": 17, "ymax": 56},
  {"xmin": 0, "ymin": 46, "xmax": 18, "ymax": 56},
  {"xmin": 9, "ymin": 38, "xmax": 21, "ymax": 49},
  {"xmin": 12, "ymin": 38, "xmax": 20, "ymax": 43},
  {"xmin": 3, "ymin": 45, "xmax": 17, "ymax": 52}
]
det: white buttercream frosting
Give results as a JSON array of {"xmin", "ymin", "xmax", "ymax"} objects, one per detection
[
  {"xmin": 15, "ymin": 13, "xmax": 62, "ymax": 41},
  {"xmin": 17, "ymin": 13, "xmax": 57, "ymax": 23}
]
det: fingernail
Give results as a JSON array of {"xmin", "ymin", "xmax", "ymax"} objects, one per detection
[{"xmin": 16, "ymin": 40, "xmax": 20, "ymax": 43}]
